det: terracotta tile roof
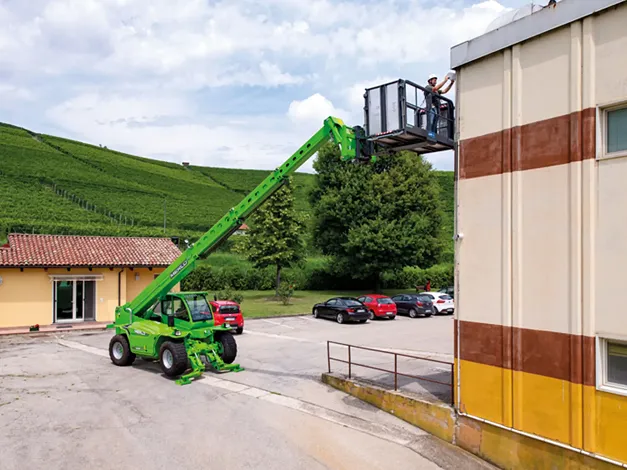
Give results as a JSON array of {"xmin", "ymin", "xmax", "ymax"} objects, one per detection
[{"xmin": 0, "ymin": 234, "xmax": 181, "ymax": 268}]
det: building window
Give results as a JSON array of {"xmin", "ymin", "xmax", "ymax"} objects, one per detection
[
  {"xmin": 598, "ymin": 337, "xmax": 627, "ymax": 396},
  {"xmin": 599, "ymin": 103, "xmax": 627, "ymax": 159}
]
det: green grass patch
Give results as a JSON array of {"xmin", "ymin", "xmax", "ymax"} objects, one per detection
[{"xmin": 237, "ymin": 290, "xmax": 407, "ymax": 318}]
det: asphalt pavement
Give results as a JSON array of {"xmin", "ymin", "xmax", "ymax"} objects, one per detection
[{"xmin": 0, "ymin": 313, "xmax": 494, "ymax": 470}]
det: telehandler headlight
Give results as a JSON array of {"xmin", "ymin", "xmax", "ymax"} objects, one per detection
[{"xmin": 174, "ymin": 330, "xmax": 182, "ymax": 336}]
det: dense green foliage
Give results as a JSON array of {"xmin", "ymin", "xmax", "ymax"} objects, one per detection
[
  {"xmin": 1, "ymin": 121, "xmax": 455, "ymax": 292},
  {"xmin": 308, "ymin": 142, "xmax": 445, "ymax": 288},
  {"xmin": 243, "ymin": 176, "xmax": 306, "ymax": 293},
  {"xmin": 182, "ymin": 254, "xmax": 453, "ymax": 292}
]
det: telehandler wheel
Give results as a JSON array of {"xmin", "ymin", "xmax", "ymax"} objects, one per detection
[
  {"xmin": 159, "ymin": 341, "xmax": 189, "ymax": 378},
  {"xmin": 109, "ymin": 334, "xmax": 136, "ymax": 366},
  {"xmin": 217, "ymin": 332, "xmax": 237, "ymax": 364}
]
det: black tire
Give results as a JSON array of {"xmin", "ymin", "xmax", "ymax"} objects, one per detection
[
  {"xmin": 358, "ymin": 319, "xmax": 367, "ymax": 323},
  {"xmin": 159, "ymin": 341, "xmax": 189, "ymax": 378},
  {"xmin": 109, "ymin": 334, "xmax": 136, "ymax": 366},
  {"xmin": 336, "ymin": 312, "xmax": 345, "ymax": 324},
  {"xmin": 389, "ymin": 315, "xmax": 396, "ymax": 320},
  {"xmin": 433, "ymin": 307, "xmax": 440, "ymax": 315},
  {"xmin": 369, "ymin": 310, "xmax": 375, "ymax": 320},
  {"xmin": 313, "ymin": 308, "xmax": 319, "ymax": 318},
  {"xmin": 235, "ymin": 327, "xmax": 243, "ymax": 335},
  {"xmin": 217, "ymin": 332, "xmax": 237, "ymax": 364},
  {"xmin": 409, "ymin": 308, "xmax": 418, "ymax": 318}
]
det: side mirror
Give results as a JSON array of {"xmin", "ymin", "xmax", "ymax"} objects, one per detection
[{"xmin": 167, "ymin": 315, "xmax": 175, "ymax": 327}]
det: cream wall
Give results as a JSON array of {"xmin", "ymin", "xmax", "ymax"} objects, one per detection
[
  {"xmin": 0, "ymin": 266, "xmax": 174, "ymax": 328},
  {"xmin": 0, "ymin": 268, "xmax": 121, "ymax": 328},
  {"xmin": 457, "ymin": 3, "xmax": 627, "ymax": 340}
]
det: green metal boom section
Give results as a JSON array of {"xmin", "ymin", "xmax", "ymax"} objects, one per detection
[{"xmin": 114, "ymin": 116, "xmax": 370, "ymax": 324}]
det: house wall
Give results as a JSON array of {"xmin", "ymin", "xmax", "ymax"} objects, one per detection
[
  {"xmin": 455, "ymin": 2, "xmax": 627, "ymax": 465},
  {"xmin": 0, "ymin": 266, "xmax": 170, "ymax": 328}
]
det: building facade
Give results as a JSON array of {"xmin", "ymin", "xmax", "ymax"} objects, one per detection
[
  {"xmin": 0, "ymin": 234, "xmax": 181, "ymax": 328},
  {"xmin": 452, "ymin": 0, "xmax": 627, "ymax": 466}
]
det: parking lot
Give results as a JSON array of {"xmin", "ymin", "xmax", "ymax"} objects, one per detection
[{"xmin": 0, "ymin": 313, "xmax": 491, "ymax": 470}]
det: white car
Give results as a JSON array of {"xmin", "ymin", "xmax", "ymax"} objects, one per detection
[{"xmin": 418, "ymin": 292, "xmax": 454, "ymax": 315}]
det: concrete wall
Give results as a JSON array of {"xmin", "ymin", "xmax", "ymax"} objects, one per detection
[
  {"xmin": 0, "ymin": 266, "xmax": 169, "ymax": 328},
  {"xmin": 455, "ymin": 2, "xmax": 627, "ymax": 465}
]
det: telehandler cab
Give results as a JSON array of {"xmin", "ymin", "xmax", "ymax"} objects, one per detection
[{"xmin": 107, "ymin": 79, "xmax": 456, "ymax": 385}]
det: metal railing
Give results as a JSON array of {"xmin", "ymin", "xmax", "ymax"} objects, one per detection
[{"xmin": 327, "ymin": 340, "xmax": 454, "ymax": 405}]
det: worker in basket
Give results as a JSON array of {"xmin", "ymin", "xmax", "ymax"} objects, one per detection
[{"xmin": 424, "ymin": 73, "xmax": 454, "ymax": 139}]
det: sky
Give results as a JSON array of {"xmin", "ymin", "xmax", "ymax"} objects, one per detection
[{"xmin": 0, "ymin": 0, "xmax": 530, "ymax": 173}]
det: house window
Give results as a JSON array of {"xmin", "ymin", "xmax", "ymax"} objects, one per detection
[
  {"xmin": 598, "ymin": 337, "xmax": 627, "ymax": 396},
  {"xmin": 599, "ymin": 103, "xmax": 627, "ymax": 159}
]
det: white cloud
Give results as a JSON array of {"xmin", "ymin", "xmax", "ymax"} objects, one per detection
[
  {"xmin": 287, "ymin": 93, "xmax": 349, "ymax": 124},
  {"xmin": 0, "ymin": 0, "xmax": 510, "ymax": 173}
]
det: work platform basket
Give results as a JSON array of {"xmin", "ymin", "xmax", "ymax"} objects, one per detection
[{"xmin": 363, "ymin": 79, "xmax": 456, "ymax": 154}]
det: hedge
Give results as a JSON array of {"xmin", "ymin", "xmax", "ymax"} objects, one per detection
[{"xmin": 181, "ymin": 259, "xmax": 454, "ymax": 292}]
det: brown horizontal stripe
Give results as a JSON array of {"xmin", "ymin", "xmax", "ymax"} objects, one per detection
[
  {"xmin": 458, "ymin": 320, "xmax": 595, "ymax": 386},
  {"xmin": 459, "ymin": 108, "xmax": 595, "ymax": 180}
]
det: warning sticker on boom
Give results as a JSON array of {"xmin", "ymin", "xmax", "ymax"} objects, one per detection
[{"xmin": 170, "ymin": 260, "xmax": 189, "ymax": 279}]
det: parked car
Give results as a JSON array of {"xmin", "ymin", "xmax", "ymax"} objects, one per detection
[
  {"xmin": 356, "ymin": 294, "xmax": 397, "ymax": 320},
  {"xmin": 209, "ymin": 300, "xmax": 244, "ymax": 334},
  {"xmin": 439, "ymin": 285, "xmax": 454, "ymax": 298},
  {"xmin": 390, "ymin": 293, "xmax": 434, "ymax": 318},
  {"xmin": 312, "ymin": 297, "xmax": 370, "ymax": 324},
  {"xmin": 418, "ymin": 292, "xmax": 455, "ymax": 315}
]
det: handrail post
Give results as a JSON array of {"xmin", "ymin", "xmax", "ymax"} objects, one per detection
[
  {"xmin": 327, "ymin": 341, "xmax": 331, "ymax": 373},
  {"xmin": 394, "ymin": 354, "xmax": 398, "ymax": 391},
  {"xmin": 348, "ymin": 345, "xmax": 352, "ymax": 379}
]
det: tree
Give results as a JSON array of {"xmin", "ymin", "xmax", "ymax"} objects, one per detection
[
  {"xmin": 244, "ymin": 176, "xmax": 305, "ymax": 296},
  {"xmin": 309, "ymin": 142, "xmax": 444, "ymax": 290}
]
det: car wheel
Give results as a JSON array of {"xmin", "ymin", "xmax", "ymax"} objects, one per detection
[
  {"xmin": 433, "ymin": 307, "xmax": 440, "ymax": 315},
  {"xmin": 336, "ymin": 313, "xmax": 345, "ymax": 324},
  {"xmin": 409, "ymin": 309, "xmax": 418, "ymax": 318},
  {"xmin": 369, "ymin": 310, "xmax": 375, "ymax": 320},
  {"xmin": 313, "ymin": 308, "xmax": 319, "ymax": 318},
  {"xmin": 389, "ymin": 315, "xmax": 396, "ymax": 320}
]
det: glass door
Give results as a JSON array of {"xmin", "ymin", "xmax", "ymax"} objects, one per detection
[
  {"xmin": 55, "ymin": 281, "xmax": 74, "ymax": 321},
  {"xmin": 54, "ymin": 280, "xmax": 93, "ymax": 322}
]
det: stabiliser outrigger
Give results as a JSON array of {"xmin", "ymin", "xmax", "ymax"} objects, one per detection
[{"xmin": 107, "ymin": 79, "xmax": 456, "ymax": 385}]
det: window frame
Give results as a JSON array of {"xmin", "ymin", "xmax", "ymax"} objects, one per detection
[
  {"xmin": 597, "ymin": 100, "xmax": 627, "ymax": 161},
  {"xmin": 596, "ymin": 335, "xmax": 627, "ymax": 397}
]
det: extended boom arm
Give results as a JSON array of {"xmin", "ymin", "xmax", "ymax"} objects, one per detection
[{"xmin": 114, "ymin": 116, "xmax": 374, "ymax": 324}]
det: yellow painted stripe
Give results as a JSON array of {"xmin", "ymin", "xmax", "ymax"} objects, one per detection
[{"xmin": 459, "ymin": 359, "xmax": 627, "ymax": 464}]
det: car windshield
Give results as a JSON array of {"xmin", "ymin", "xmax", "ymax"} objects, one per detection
[
  {"xmin": 183, "ymin": 294, "xmax": 213, "ymax": 322},
  {"xmin": 377, "ymin": 298, "xmax": 394, "ymax": 304},
  {"xmin": 416, "ymin": 295, "xmax": 432, "ymax": 302},
  {"xmin": 343, "ymin": 299, "xmax": 362, "ymax": 307},
  {"xmin": 219, "ymin": 305, "xmax": 240, "ymax": 314}
]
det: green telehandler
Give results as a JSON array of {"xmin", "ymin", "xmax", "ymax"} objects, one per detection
[{"xmin": 107, "ymin": 79, "xmax": 456, "ymax": 385}]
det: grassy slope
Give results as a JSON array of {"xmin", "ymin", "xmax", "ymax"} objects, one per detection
[{"xmin": 0, "ymin": 122, "xmax": 453, "ymax": 250}]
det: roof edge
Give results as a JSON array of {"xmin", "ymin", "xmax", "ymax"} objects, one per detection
[{"xmin": 450, "ymin": 0, "xmax": 626, "ymax": 69}]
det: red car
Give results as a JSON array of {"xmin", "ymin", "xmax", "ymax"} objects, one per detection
[
  {"xmin": 356, "ymin": 294, "xmax": 397, "ymax": 320},
  {"xmin": 209, "ymin": 300, "xmax": 244, "ymax": 334}
]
